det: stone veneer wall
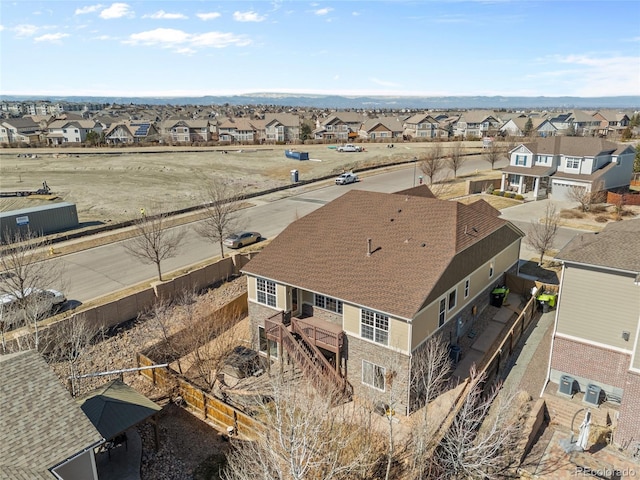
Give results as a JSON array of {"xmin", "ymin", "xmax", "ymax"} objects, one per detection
[{"xmin": 346, "ymin": 334, "xmax": 411, "ymax": 416}]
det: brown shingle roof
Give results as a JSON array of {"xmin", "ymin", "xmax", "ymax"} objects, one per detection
[
  {"xmin": 522, "ymin": 137, "xmax": 620, "ymax": 157},
  {"xmin": 556, "ymin": 218, "xmax": 640, "ymax": 273},
  {"xmin": 243, "ymin": 190, "xmax": 523, "ymax": 319},
  {"xmin": 0, "ymin": 350, "xmax": 103, "ymax": 476}
]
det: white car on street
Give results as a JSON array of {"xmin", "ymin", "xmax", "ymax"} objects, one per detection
[{"xmin": 335, "ymin": 172, "xmax": 358, "ymax": 185}]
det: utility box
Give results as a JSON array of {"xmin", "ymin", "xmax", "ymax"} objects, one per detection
[
  {"xmin": 584, "ymin": 384, "xmax": 602, "ymax": 406},
  {"xmin": 558, "ymin": 375, "xmax": 575, "ymax": 397},
  {"xmin": 449, "ymin": 345, "xmax": 461, "ymax": 365},
  {"xmin": 290, "ymin": 169, "xmax": 299, "ymax": 183}
]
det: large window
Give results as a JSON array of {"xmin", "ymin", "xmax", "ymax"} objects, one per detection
[
  {"xmin": 256, "ymin": 278, "xmax": 276, "ymax": 307},
  {"xmin": 448, "ymin": 289, "xmax": 457, "ymax": 310},
  {"xmin": 361, "ymin": 309, "xmax": 389, "ymax": 345},
  {"xmin": 314, "ymin": 294, "xmax": 343, "ymax": 314},
  {"xmin": 439, "ymin": 298, "xmax": 446, "ymax": 327},
  {"xmin": 362, "ymin": 360, "xmax": 385, "ymax": 391}
]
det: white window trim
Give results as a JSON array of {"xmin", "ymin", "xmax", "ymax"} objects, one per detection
[
  {"xmin": 256, "ymin": 278, "xmax": 277, "ymax": 307},
  {"xmin": 438, "ymin": 298, "xmax": 446, "ymax": 327},
  {"xmin": 464, "ymin": 278, "xmax": 470, "ymax": 299},
  {"xmin": 362, "ymin": 360, "xmax": 386, "ymax": 391},
  {"xmin": 489, "ymin": 261, "xmax": 495, "ymax": 278},
  {"xmin": 360, "ymin": 309, "xmax": 389, "ymax": 346}
]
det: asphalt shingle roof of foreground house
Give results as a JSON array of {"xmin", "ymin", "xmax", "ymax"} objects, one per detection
[
  {"xmin": 243, "ymin": 188, "xmax": 523, "ymax": 320},
  {"xmin": 0, "ymin": 350, "xmax": 103, "ymax": 479},
  {"xmin": 556, "ymin": 218, "xmax": 640, "ymax": 273}
]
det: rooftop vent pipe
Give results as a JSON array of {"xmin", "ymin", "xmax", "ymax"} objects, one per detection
[{"xmin": 367, "ymin": 238, "xmax": 372, "ymax": 257}]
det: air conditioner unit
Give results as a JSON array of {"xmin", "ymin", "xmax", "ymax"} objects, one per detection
[
  {"xmin": 584, "ymin": 384, "xmax": 602, "ymax": 407},
  {"xmin": 558, "ymin": 375, "xmax": 575, "ymax": 397}
]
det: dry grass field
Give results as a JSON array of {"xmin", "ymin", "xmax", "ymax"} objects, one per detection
[{"xmin": 0, "ymin": 142, "xmax": 488, "ymax": 224}]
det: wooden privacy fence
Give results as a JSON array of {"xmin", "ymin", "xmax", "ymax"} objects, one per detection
[
  {"xmin": 607, "ymin": 191, "xmax": 640, "ymax": 206},
  {"xmin": 137, "ymin": 352, "xmax": 262, "ymax": 439},
  {"xmin": 418, "ymin": 281, "xmax": 554, "ymax": 464}
]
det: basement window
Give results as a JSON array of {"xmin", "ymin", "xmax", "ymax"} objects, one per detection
[{"xmin": 362, "ymin": 360, "xmax": 385, "ymax": 391}]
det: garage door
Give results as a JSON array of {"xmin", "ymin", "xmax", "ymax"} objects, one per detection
[{"xmin": 551, "ymin": 181, "xmax": 587, "ymax": 201}]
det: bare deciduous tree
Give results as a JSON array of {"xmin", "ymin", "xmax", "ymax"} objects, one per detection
[
  {"xmin": 526, "ymin": 203, "xmax": 559, "ymax": 266},
  {"xmin": 484, "ymin": 141, "xmax": 505, "ymax": 170},
  {"xmin": 179, "ymin": 296, "xmax": 245, "ymax": 391},
  {"xmin": 123, "ymin": 210, "xmax": 186, "ymax": 281},
  {"xmin": 403, "ymin": 334, "xmax": 453, "ymax": 479},
  {"xmin": 195, "ymin": 177, "xmax": 246, "ymax": 258},
  {"xmin": 420, "ymin": 144, "xmax": 444, "ymax": 185},
  {"xmin": 566, "ymin": 185, "xmax": 592, "ymax": 212},
  {"xmin": 446, "ymin": 142, "xmax": 466, "ymax": 178},
  {"xmin": 0, "ymin": 229, "xmax": 66, "ymax": 351},
  {"xmin": 433, "ymin": 367, "xmax": 525, "ymax": 479},
  {"xmin": 223, "ymin": 373, "xmax": 383, "ymax": 480},
  {"xmin": 48, "ymin": 315, "xmax": 99, "ymax": 396}
]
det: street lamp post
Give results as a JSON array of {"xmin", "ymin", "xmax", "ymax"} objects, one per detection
[{"xmin": 412, "ymin": 157, "xmax": 417, "ymax": 187}]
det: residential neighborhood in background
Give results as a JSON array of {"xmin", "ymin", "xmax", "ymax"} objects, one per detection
[{"xmin": 0, "ymin": 100, "xmax": 638, "ymax": 147}]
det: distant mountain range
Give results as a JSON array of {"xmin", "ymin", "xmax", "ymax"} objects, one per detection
[{"xmin": 2, "ymin": 93, "xmax": 639, "ymax": 109}]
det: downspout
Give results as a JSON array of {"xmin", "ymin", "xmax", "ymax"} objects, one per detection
[{"xmin": 540, "ymin": 263, "xmax": 566, "ymax": 398}]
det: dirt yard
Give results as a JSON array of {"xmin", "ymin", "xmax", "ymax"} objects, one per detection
[{"xmin": 0, "ymin": 142, "xmax": 486, "ymax": 224}]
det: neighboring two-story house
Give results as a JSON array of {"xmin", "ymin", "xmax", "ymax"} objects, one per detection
[
  {"xmin": 359, "ymin": 116, "xmax": 405, "ymax": 141},
  {"xmin": 264, "ymin": 113, "xmax": 300, "ymax": 143},
  {"xmin": 454, "ymin": 111, "xmax": 501, "ymax": 139},
  {"xmin": 313, "ymin": 113, "xmax": 367, "ymax": 142},
  {"xmin": 548, "ymin": 219, "xmax": 640, "ymax": 447},
  {"xmin": 241, "ymin": 187, "xmax": 524, "ymax": 414},
  {"xmin": 46, "ymin": 119, "xmax": 103, "ymax": 145},
  {"xmin": 402, "ymin": 113, "xmax": 440, "ymax": 139},
  {"xmin": 500, "ymin": 137, "xmax": 636, "ymax": 201},
  {"xmin": 163, "ymin": 119, "xmax": 212, "ymax": 143},
  {"xmin": 104, "ymin": 121, "xmax": 159, "ymax": 144},
  {"xmin": 0, "ymin": 117, "xmax": 42, "ymax": 144},
  {"xmin": 499, "ymin": 117, "xmax": 557, "ymax": 138}
]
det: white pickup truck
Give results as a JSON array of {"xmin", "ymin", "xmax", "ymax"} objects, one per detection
[{"xmin": 337, "ymin": 144, "xmax": 363, "ymax": 152}]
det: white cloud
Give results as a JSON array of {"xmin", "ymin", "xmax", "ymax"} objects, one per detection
[
  {"xmin": 144, "ymin": 10, "xmax": 187, "ymax": 20},
  {"xmin": 34, "ymin": 33, "xmax": 70, "ymax": 43},
  {"xmin": 369, "ymin": 78, "xmax": 402, "ymax": 88},
  {"xmin": 100, "ymin": 3, "xmax": 134, "ymax": 20},
  {"xmin": 0, "ymin": 25, "xmax": 5, "ymax": 32},
  {"xmin": 314, "ymin": 7, "xmax": 333, "ymax": 15},
  {"xmin": 197, "ymin": 12, "xmax": 221, "ymax": 21},
  {"xmin": 124, "ymin": 28, "xmax": 251, "ymax": 52},
  {"xmin": 233, "ymin": 11, "xmax": 266, "ymax": 22},
  {"xmin": 553, "ymin": 53, "xmax": 640, "ymax": 96},
  {"xmin": 13, "ymin": 24, "xmax": 39, "ymax": 37},
  {"xmin": 75, "ymin": 4, "xmax": 103, "ymax": 15}
]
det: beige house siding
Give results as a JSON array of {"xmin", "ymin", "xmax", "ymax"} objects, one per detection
[
  {"xmin": 343, "ymin": 303, "xmax": 360, "ymax": 336},
  {"xmin": 556, "ymin": 265, "xmax": 639, "ymax": 350},
  {"xmin": 247, "ymin": 276, "xmax": 256, "ymax": 301},
  {"xmin": 410, "ymin": 241, "xmax": 519, "ymax": 350}
]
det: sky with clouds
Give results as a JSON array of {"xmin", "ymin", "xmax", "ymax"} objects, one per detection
[{"xmin": 1, "ymin": 1, "xmax": 639, "ymax": 98}]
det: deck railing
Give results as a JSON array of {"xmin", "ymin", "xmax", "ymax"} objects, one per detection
[{"xmin": 265, "ymin": 311, "xmax": 352, "ymax": 402}]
